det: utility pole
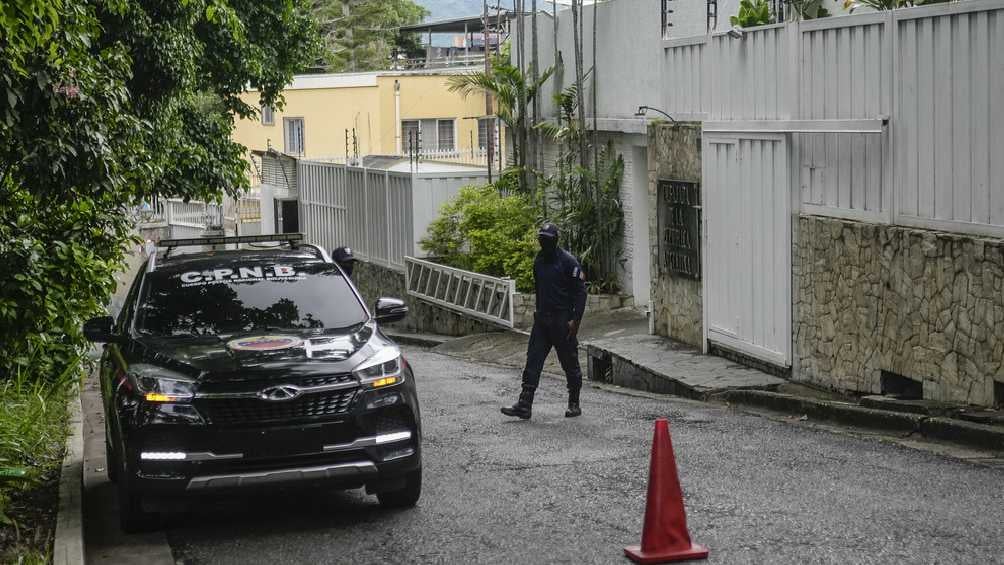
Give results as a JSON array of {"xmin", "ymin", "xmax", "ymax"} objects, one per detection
[
  {"xmin": 483, "ymin": 0, "xmax": 494, "ymax": 184},
  {"xmin": 592, "ymin": 0, "xmax": 599, "ymax": 175},
  {"xmin": 530, "ymin": 0, "xmax": 541, "ymax": 195},
  {"xmin": 572, "ymin": 0, "xmax": 587, "ymax": 172}
]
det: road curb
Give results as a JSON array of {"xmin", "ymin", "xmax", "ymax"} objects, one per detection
[
  {"xmin": 715, "ymin": 389, "xmax": 1004, "ymax": 451},
  {"xmin": 53, "ymin": 389, "xmax": 85, "ymax": 565}
]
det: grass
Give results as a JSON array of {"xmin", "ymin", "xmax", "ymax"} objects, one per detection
[{"xmin": 0, "ymin": 363, "xmax": 76, "ymax": 564}]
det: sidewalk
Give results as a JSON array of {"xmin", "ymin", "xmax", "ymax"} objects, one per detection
[{"xmin": 423, "ymin": 308, "xmax": 1004, "ymax": 455}]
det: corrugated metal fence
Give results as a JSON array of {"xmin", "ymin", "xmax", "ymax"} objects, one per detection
[
  {"xmin": 661, "ymin": 0, "xmax": 1004, "ymax": 237},
  {"xmin": 298, "ymin": 161, "xmax": 415, "ymax": 270}
]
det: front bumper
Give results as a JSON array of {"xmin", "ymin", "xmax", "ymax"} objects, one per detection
[{"xmin": 119, "ymin": 386, "xmax": 421, "ymax": 496}]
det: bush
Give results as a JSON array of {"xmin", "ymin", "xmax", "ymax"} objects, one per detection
[
  {"xmin": 420, "ymin": 184, "xmax": 538, "ymax": 292},
  {"xmin": 0, "ymin": 357, "xmax": 75, "ymax": 562}
]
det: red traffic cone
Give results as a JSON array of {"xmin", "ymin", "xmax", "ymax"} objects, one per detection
[{"xmin": 624, "ymin": 418, "xmax": 708, "ymax": 564}]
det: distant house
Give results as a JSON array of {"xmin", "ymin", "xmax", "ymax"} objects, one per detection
[{"xmin": 233, "ymin": 69, "xmax": 503, "ymax": 165}]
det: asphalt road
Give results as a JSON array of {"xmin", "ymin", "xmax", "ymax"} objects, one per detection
[{"xmin": 158, "ymin": 347, "xmax": 1004, "ymax": 565}]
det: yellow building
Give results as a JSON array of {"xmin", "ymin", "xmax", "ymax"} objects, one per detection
[{"xmin": 233, "ymin": 69, "xmax": 500, "ymax": 161}]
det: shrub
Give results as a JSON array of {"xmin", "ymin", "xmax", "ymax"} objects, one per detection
[
  {"xmin": 420, "ymin": 184, "xmax": 538, "ymax": 292},
  {"xmin": 0, "ymin": 356, "xmax": 76, "ymax": 560}
]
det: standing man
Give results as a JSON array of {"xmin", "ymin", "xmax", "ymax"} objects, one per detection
[
  {"xmin": 502, "ymin": 223, "xmax": 587, "ymax": 420},
  {"xmin": 332, "ymin": 246, "xmax": 357, "ymax": 278}
]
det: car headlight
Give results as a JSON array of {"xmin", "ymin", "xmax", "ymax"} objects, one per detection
[
  {"xmin": 130, "ymin": 364, "xmax": 195, "ymax": 403},
  {"xmin": 352, "ymin": 347, "xmax": 404, "ymax": 389}
]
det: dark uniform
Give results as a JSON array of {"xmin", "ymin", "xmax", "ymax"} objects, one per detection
[{"xmin": 502, "ymin": 223, "xmax": 587, "ymax": 420}]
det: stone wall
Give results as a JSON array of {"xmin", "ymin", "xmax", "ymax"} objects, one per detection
[
  {"xmin": 795, "ymin": 215, "xmax": 1004, "ymax": 406},
  {"xmin": 351, "ymin": 261, "xmax": 497, "ymax": 337},
  {"xmin": 511, "ymin": 293, "xmax": 635, "ymax": 330},
  {"xmin": 647, "ymin": 122, "xmax": 703, "ymax": 347}
]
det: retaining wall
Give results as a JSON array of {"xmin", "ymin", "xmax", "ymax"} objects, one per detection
[{"xmin": 795, "ymin": 215, "xmax": 1004, "ymax": 406}]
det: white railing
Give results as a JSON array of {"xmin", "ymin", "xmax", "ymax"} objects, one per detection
[{"xmin": 404, "ymin": 256, "xmax": 516, "ymax": 328}]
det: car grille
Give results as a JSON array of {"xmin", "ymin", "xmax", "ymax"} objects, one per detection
[{"xmin": 197, "ymin": 389, "xmax": 358, "ymax": 426}]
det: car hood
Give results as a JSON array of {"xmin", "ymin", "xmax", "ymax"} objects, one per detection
[{"xmin": 131, "ymin": 323, "xmax": 391, "ymax": 383}]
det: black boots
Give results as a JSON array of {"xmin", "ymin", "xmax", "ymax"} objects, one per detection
[
  {"xmin": 565, "ymin": 388, "xmax": 582, "ymax": 418},
  {"xmin": 502, "ymin": 388, "xmax": 581, "ymax": 419},
  {"xmin": 501, "ymin": 388, "xmax": 534, "ymax": 420}
]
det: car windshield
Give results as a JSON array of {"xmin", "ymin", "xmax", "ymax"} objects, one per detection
[{"xmin": 135, "ymin": 262, "xmax": 368, "ymax": 337}]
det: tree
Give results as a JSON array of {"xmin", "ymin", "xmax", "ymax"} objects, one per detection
[
  {"xmin": 0, "ymin": 0, "xmax": 318, "ymax": 381},
  {"xmin": 308, "ymin": 0, "xmax": 427, "ymax": 72},
  {"xmin": 447, "ymin": 59, "xmax": 553, "ymax": 195}
]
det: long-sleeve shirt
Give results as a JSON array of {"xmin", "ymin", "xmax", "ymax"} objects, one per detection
[{"xmin": 533, "ymin": 247, "xmax": 588, "ymax": 322}]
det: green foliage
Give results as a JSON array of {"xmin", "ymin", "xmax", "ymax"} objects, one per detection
[
  {"xmin": 1, "ymin": 0, "xmax": 318, "ymax": 384},
  {"xmin": 420, "ymin": 185, "xmax": 538, "ymax": 292},
  {"xmin": 538, "ymin": 85, "xmax": 625, "ymax": 293},
  {"xmin": 843, "ymin": 0, "xmax": 947, "ymax": 11},
  {"xmin": 544, "ymin": 141, "xmax": 625, "ymax": 294},
  {"xmin": 0, "ymin": 355, "xmax": 74, "ymax": 554},
  {"xmin": 308, "ymin": 0, "xmax": 428, "ymax": 72},
  {"xmin": 730, "ymin": 0, "xmax": 773, "ymax": 28},
  {"xmin": 787, "ymin": 0, "xmax": 831, "ymax": 19}
]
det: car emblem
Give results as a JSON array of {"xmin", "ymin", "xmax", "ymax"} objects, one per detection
[
  {"xmin": 227, "ymin": 335, "xmax": 303, "ymax": 352},
  {"xmin": 258, "ymin": 385, "xmax": 301, "ymax": 401}
]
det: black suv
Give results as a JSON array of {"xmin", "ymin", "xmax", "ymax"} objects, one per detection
[{"xmin": 84, "ymin": 234, "xmax": 421, "ymax": 532}]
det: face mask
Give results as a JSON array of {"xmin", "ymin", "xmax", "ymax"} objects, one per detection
[
  {"xmin": 339, "ymin": 262, "xmax": 354, "ymax": 277},
  {"xmin": 538, "ymin": 236, "xmax": 557, "ymax": 254}
]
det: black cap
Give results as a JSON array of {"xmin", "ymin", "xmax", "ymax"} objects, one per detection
[
  {"xmin": 538, "ymin": 223, "xmax": 559, "ymax": 239},
  {"xmin": 332, "ymin": 246, "xmax": 356, "ymax": 263}
]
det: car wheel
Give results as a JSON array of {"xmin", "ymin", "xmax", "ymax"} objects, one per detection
[
  {"xmin": 377, "ymin": 468, "xmax": 422, "ymax": 509},
  {"xmin": 105, "ymin": 437, "xmax": 119, "ymax": 483},
  {"xmin": 117, "ymin": 456, "xmax": 158, "ymax": 533}
]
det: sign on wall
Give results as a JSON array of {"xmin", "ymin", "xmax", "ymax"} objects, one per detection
[{"xmin": 658, "ymin": 180, "xmax": 702, "ymax": 280}]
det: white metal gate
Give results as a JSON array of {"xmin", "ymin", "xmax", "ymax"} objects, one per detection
[{"xmin": 702, "ymin": 133, "xmax": 792, "ymax": 367}]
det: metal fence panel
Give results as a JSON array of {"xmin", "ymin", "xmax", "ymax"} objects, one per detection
[
  {"xmin": 404, "ymin": 256, "xmax": 515, "ymax": 328},
  {"xmin": 894, "ymin": 4, "xmax": 1004, "ymax": 234},
  {"xmin": 796, "ymin": 15, "xmax": 890, "ymax": 218},
  {"xmin": 660, "ymin": 2, "xmax": 1004, "ymax": 235}
]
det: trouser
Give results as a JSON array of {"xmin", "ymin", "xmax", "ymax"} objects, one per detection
[{"xmin": 520, "ymin": 311, "xmax": 582, "ymax": 396}]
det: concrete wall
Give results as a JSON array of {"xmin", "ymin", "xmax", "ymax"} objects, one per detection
[
  {"xmin": 523, "ymin": 0, "xmax": 662, "ymax": 122},
  {"xmin": 795, "ymin": 215, "xmax": 1004, "ymax": 406},
  {"xmin": 647, "ymin": 122, "xmax": 703, "ymax": 347},
  {"xmin": 511, "ymin": 292, "xmax": 634, "ymax": 330},
  {"xmin": 351, "ymin": 261, "xmax": 497, "ymax": 337}
]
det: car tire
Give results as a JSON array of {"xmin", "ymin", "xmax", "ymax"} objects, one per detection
[
  {"xmin": 117, "ymin": 456, "xmax": 158, "ymax": 533},
  {"xmin": 105, "ymin": 437, "xmax": 119, "ymax": 484},
  {"xmin": 377, "ymin": 468, "xmax": 422, "ymax": 509}
]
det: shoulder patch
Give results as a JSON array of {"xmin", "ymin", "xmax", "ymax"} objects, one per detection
[{"xmin": 572, "ymin": 266, "xmax": 585, "ymax": 280}]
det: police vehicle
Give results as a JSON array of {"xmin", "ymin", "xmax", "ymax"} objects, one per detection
[{"xmin": 84, "ymin": 234, "xmax": 421, "ymax": 532}]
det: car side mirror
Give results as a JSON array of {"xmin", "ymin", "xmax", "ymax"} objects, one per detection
[
  {"xmin": 83, "ymin": 316, "xmax": 118, "ymax": 343},
  {"xmin": 374, "ymin": 298, "xmax": 408, "ymax": 324}
]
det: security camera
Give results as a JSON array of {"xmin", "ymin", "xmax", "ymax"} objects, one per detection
[{"xmin": 727, "ymin": 28, "xmax": 745, "ymax": 40}]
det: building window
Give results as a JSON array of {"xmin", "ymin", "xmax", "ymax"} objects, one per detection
[
  {"xmin": 477, "ymin": 118, "xmax": 493, "ymax": 150},
  {"xmin": 284, "ymin": 117, "xmax": 305, "ymax": 155},
  {"xmin": 437, "ymin": 119, "xmax": 456, "ymax": 151},
  {"xmin": 261, "ymin": 104, "xmax": 274, "ymax": 126},
  {"xmin": 401, "ymin": 120, "xmax": 421, "ymax": 153}
]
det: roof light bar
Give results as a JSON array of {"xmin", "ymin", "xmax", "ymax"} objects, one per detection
[{"xmin": 158, "ymin": 233, "xmax": 304, "ymax": 249}]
